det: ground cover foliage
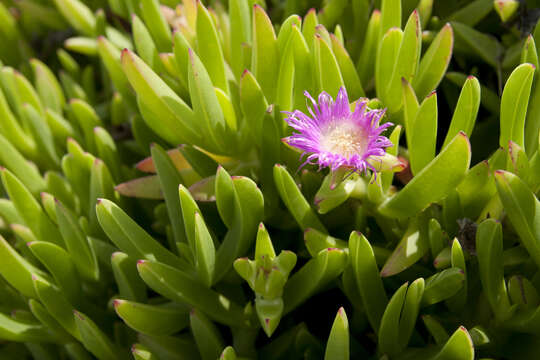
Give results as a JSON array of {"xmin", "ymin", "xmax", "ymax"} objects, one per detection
[{"xmin": 0, "ymin": 0, "xmax": 539, "ymax": 359}]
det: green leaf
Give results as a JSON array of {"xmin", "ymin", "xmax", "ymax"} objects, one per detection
[
  {"xmin": 0, "ymin": 312, "xmax": 53, "ymax": 342},
  {"xmin": 196, "ymin": 1, "xmax": 228, "ymax": 94},
  {"xmin": 451, "ymin": 22, "xmax": 502, "ymax": 69},
  {"xmin": 446, "ymin": 239, "xmax": 467, "ymax": 310},
  {"xmin": 422, "ymin": 268, "xmax": 464, "ymax": 306},
  {"xmin": 508, "ymin": 276, "xmax": 540, "ymax": 310},
  {"xmin": 137, "ymin": 260, "xmax": 250, "ymax": 327},
  {"xmin": 443, "ymin": 76, "xmax": 481, "ymax": 149},
  {"xmin": 74, "ymin": 311, "xmax": 125, "ymax": 360},
  {"xmin": 412, "ymin": 24, "xmax": 453, "ymax": 99},
  {"xmin": 379, "ymin": 132, "xmax": 471, "ymax": 218},
  {"xmin": 239, "ymin": 70, "xmax": 268, "ymax": 140},
  {"xmin": 121, "ymin": 49, "xmax": 198, "ymax": 146},
  {"xmin": 357, "ymin": 10, "xmax": 381, "ymax": 87},
  {"xmin": 96, "ymin": 199, "xmax": 189, "ymax": 270},
  {"xmin": 380, "ymin": 0, "xmax": 401, "ymax": 37},
  {"xmin": 27, "ymin": 241, "xmax": 81, "ymax": 305},
  {"xmin": 138, "ymin": 333, "xmax": 199, "ymax": 360},
  {"xmin": 0, "ymin": 86, "xmax": 36, "ymax": 159},
  {"xmin": 0, "ymin": 133, "xmax": 45, "ymax": 196},
  {"xmin": 421, "ymin": 315, "xmax": 449, "ymax": 344},
  {"xmin": 331, "ymin": 35, "xmax": 365, "ymax": 99},
  {"xmin": 0, "ymin": 235, "xmax": 48, "ymax": 298},
  {"xmin": 283, "ymin": 248, "xmax": 348, "ymax": 314},
  {"xmin": 151, "ymin": 143, "xmax": 186, "ymax": 249},
  {"xmin": 376, "ymin": 28, "xmax": 403, "ymax": 101},
  {"xmin": 1, "ymin": 169, "xmax": 63, "ymax": 247},
  {"xmin": 432, "ymin": 326, "xmax": 474, "ymax": 360},
  {"xmin": 96, "ymin": 36, "xmax": 136, "ymax": 110},
  {"xmin": 350, "ymin": 231, "xmax": 388, "ymax": 332},
  {"xmin": 251, "ymin": 5, "xmax": 279, "ymax": 102},
  {"xmin": 132, "ymin": 14, "xmax": 158, "ymax": 69},
  {"xmin": 381, "ymin": 218, "xmax": 429, "ymax": 277},
  {"xmin": 193, "ymin": 212, "xmax": 216, "ymax": 287},
  {"xmin": 399, "ymin": 278, "xmax": 425, "ymax": 349},
  {"xmin": 304, "ymin": 228, "xmax": 347, "ymax": 257},
  {"xmin": 178, "ymin": 145, "xmax": 219, "ymax": 178},
  {"xmin": 30, "ymin": 59, "xmax": 65, "ymax": 113},
  {"xmin": 273, "ymin": 164, "xmax": 326, "ymax": 233},
  {"xmin": 187, "ymin": 49, "xmax": 228, "ymax": 153},
  {"xmin": 214, "ymin": 172, "xmax": 264, "ymax": 281},
  {"xmin": 409, "ymin": 91, "xmax": 437, "ymax": 175},
  {"xmin": 131, "ymin": 344, "xmax": 158, "ymax": 360},
  {"xmin": 378, "ymin": 282, "xmax": 408, "ymax": 356},
  {"xmin": 324, "ymin": 307, "xmax": 349, "ymax": 360},
  {"xmin": 229, "ymin": 0, "xmax": 251, "ymax": 79},
  {"xmin": 51, "ymin": 0, "xmax": 95, "ymax": 36},
  {"xmin": 385, "ymin": 10, "xmax": 422, "ymax": 113},
  {"xmin": 448, "ymin": 0, "xmax": 493, "ymax": 26},
  {"xmin": 55, "ymin": 200, "xmax": 99, "ymax": 281},
  {"xmin": 140, "ymin": 0, "xmax": 171, "ymax": 52},
  {"xmin": 313, "ymin": 33, "xmax": 344, "ymax": 98},
  {"xmin": 22, "ymin": 104, "xmax": 59, "ymax": 168},
  {"xmin": 500, "ymin": 63, "xmax": 535, "ymax": 148},
  {"xmin": 314, "ymin": 172, "xmax": 357, "ymax": 214},
  {"xmin": 190, "ymin": 308, "xmax": 225, "ymax": 360},
  {"xmin": 28, "ymin": 299, "xmax": 74, "ymax": 343},
  {"xmin": 494, "ymin": 171, "xmax": 540, "ymax": 268},
  {"xmin": 32, "ymin": 276, "xmax": 79, "ymax": 339},
  {"xmin": 114, "ymin": 299, "xmax": 189, "ymax": 336},
  {"xmin": 111, "ymin": 252, "xmax": 148, "ymax": 302}
]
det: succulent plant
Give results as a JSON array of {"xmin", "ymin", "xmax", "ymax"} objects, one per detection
[{"xmin": 0, "ymin": 0, "xmax": 539, "ymax": 359}]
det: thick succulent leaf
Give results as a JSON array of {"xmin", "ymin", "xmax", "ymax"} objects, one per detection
[
  {"xmin": 111, "ymin": 252, "xmax": 147, "ymax": 302},
  {"xmin": 0, "ymin": 235, "xmax": 49, "ymax": 298},
  {"xmin": 190, "ymin": 309, "xmax": 225, "ymax": 360},
  {"xmin": 274, "ymin": 165, "xmax": 326, "ymax": 233},
  {"xmin": 96, "ymin": 199, "xmax": 189, "ymax": 270},
  {"xmin": 350, "ymin": 232, "xmax": 388, "ymax": 332},
  {"xmin": 494, "ymin": 171, "xmax": 540, "ymax": 267},
  {"xmin": 251, "ymin": 5, "xmax": 279, "ymax": 102},
  {"xmin": 422, "ymin": 268, "xmax": 464, "ymax": 306},
  {"xmin": 380, "ymin": 0, "xmax": 401, "ymax": 36},
  {"xmin": 431, "ymin": 327, "xmax": 474, "ymax": 360},
  {"xmin": 500, "ymin": 63, "xmax": 535, "ymax": 149},
  {"xmin": 27, "ymin": 241, "xmax": 80, "ymax": 305},
  {"xmin": 324, "ymin": 307, "xmax": 349, "ymax": 360},
  {"xmin": 1, "ymin": 169, "xmax": 63, "ymax": 247},
  {"xmin": 0, "ymin": 312, "xmax": 54, "ymax": 343},
  {"xmin": 74, "ymin": 311, "xmax": 126, "ymax": 360},
  {"xmin": 409, "ymin": 91, "xmax": 437, "ymax": 175},
  {"xmin": 114, "ymin": 300, "xmax": 189, "ymax": 336},
  {"xmin": 55, "ymin": 200, "xmax": 99, "ymax": 281},
  {"xmin": 443, "ymin": 76, "xmax": 480, "ymax": 149},
  {"xmin": 412, "ymin": 24, "xmax": 453, "ymax": 99},
  {"xmin": 451, "ymin": 22, "xmax": 502, "ymax": 69},
  {"xmin": 229, "ymin": 0, "xmax": 251, "ymax": 79},
  {"xmin": 196, "ymin": 1, "xmax": 228, "ymax": 94},
  {"xmin": 152, "ymin": 143, "xmax": 186, "ymax": 248},
  {"xmin": 283, "ymin": 248, "xmax": 347, "ymax": 314},
  {"xmin": 379, "ymin": 133, "xmax": 471, "ymax": 218},
  {"xmin": 381, "ymin": 218, "xmax": 429, "ymax": 277},
  {"xmin": 121, "ymin": 49, "xmax": 198, "ymax": 146},
  {"xmin": 137, "ymin": 260, "xmax": 250, "ymax": 328}
]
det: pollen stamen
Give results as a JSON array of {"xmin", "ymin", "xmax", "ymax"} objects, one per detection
[{"xmin": 322, "ymin": 123, "xmax": 367, "ymax": 159}]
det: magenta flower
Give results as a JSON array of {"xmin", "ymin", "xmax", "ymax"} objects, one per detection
[{"xmin": 284, "ymin": 87, "xmax": 394, "ymax": 175}]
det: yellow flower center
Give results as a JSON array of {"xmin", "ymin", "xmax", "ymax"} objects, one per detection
[{"xmin": 322, "ymin": 122, "xmax": 367, "ymax": 159}]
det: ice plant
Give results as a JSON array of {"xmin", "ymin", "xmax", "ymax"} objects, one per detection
[
  {"xmin": 0, "ymin": 0, "xmax": 540, "ymax": 359},
  {"xmin": 284, "ymin": 87, "xmax": 393, "ymax": 175}
]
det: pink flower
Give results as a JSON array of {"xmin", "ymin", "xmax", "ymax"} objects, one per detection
[{"xmin": 284, "ymin": 87, "xmax": 393, "ymax": 175}]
